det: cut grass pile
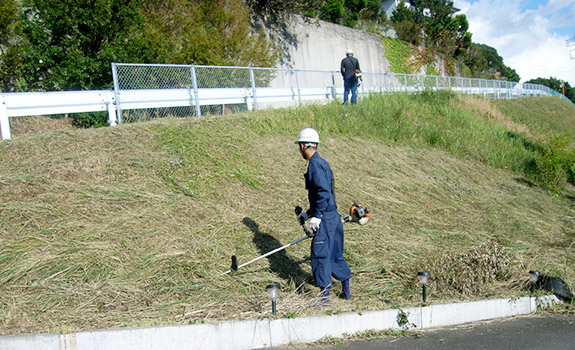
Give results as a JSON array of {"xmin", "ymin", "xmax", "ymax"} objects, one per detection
[{"xmin": 1, "ymin": 92, "xmax": 574, "ymax": 335}]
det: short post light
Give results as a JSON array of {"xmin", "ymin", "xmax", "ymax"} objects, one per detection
[
  {"xmin": 417, "ymin": 271, "xmax": 431, "ymax": 303},
  {"xmin": 266, "ymin": 284, "xmax": 281, "ymax": 315},
  {"xmin": 529, "ymin": 270, "xmax": 540, "ymax": 293}
]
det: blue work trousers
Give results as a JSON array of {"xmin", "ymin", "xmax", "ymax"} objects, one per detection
[
  {"xmin": 311, "ymin": 211, "xmax": 352, "ymax": 288},
  {"xmin": 343, "ymin": 75, "xmax": 358, "ymax": 105}
]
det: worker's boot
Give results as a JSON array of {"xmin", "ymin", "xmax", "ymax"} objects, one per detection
[{"xmin": 340, "ymin": 279, "xmax": 351, "ymax": 300}]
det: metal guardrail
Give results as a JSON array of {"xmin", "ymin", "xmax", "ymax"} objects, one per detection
[
  {"xmin": 0, "ymin": 63, "xmax": 571, "ymax": 140},
  {"xmin": 0, "ymin": 90, "xmax": 117, "ymax": 140}
]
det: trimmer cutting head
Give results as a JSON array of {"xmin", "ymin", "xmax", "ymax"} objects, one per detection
[{"xmin": 231, "ymin": 255, "xmax": 238, "ymax": 272}]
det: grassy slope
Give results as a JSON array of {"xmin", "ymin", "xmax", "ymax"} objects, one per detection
[{"xmin": 1, "ymin": 93, "xmax": 574, "ymax": 335}]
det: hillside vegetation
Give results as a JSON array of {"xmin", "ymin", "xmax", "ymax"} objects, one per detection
[{"xmin": 1, "ymin": 92, "xmax": 575, "ymax": 335}]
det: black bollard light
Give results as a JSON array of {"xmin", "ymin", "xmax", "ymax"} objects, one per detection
[
  {"xmin": 529, "ymin": 270, "xmax": 540, "ymax": 293},
  {"xmin": 266, "ymin": 284, "xmax": 281, "ymax": 315},
  {"xmin": 417, "ymin": 271, "xmax": 431, "ymax": 303}
]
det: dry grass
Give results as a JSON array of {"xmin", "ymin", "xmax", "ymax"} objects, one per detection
[
  {"xmin": 1, "ymin": 95, "xmax": 574, "ymax": 336},
  {"xmin": 8, "ymin": 115, "xmax": 76, "ymax": 137},
  {"xmin": 459, "ymin": 95, "xmax": 531, "ymax": 136}
]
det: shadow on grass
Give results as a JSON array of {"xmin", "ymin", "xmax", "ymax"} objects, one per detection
[
  {"xmin": 505, "ymin": 131, "xmax": 546, "ymax": 153},
  {"xmin": 242, "ymin": 217, "xmax": 312, "ymax": 287},
  {"xmin": 514, "ymin": 177, "xmax": 536, "ymax": 187}
]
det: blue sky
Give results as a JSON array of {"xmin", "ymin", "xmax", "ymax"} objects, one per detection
[{"xmin": 453, "ymin": 0, "xmax": 575, "ymax": 86}]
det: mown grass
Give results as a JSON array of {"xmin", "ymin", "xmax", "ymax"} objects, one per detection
[{"xmin": 1, "ymin": 92, "xmax": 574, "ymax": 336}]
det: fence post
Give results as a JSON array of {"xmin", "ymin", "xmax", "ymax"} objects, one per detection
[
  {"xmin": 295, "ymin": 69, "xmax": 302, "ymax": 105},
  {"xmin": 383, "ymin": 73, "xmax": 387, "ymax": 93},
  {"xmin": 111, "ymin": 62, "xmax": 122, "ymax": 125},
  {"xmin": 331, "ymin": 71, "xmax": 337, "ymax": 100},
  {"xmin": 249, "ymin": 67, "xmax": 258, "ymax": 110},
  {"xmin": 190, "ymin": 65, "xmax": 202, "ymax": 117},
  {"xmin": 0, "ymin": 95, "xmax": 11, "ymax": 140},
  {"xmin": 404, "ymin": 74, "xmax": 408, "ymax": 92}
]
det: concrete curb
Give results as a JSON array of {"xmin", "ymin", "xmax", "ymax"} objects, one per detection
[{"xmin": 0, "ymin": 295, "xmax": 560, "ymax": 350}]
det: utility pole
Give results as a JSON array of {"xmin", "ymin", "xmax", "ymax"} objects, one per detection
[{"xmin": 567, "ymin": 35, "xmax": 575, "ymax": 60}]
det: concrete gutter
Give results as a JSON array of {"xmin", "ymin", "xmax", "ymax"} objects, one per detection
[{"xmin": 0, "ymin": 295, "xmax": 560, "ymax": 350}]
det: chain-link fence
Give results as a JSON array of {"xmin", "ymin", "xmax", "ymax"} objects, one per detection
[{"xmin": 111, "ymin": 63, "xmax": 568, "ymax": 124}]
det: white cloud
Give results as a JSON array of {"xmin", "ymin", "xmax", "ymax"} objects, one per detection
[{"xmin": 454, "ymin": 0, "xmax": 575, "ymax": 86}]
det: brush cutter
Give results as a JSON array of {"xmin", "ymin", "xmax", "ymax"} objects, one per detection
[
  {"xmin": 343, "ymin": 202, "xmax": 370, "ymax": 225},
  {"xmin": 222, "ymin": 202, "xmax": 370, "ymax": 275}
]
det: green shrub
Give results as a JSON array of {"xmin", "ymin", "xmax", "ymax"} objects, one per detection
[
  {"xmin": 71, "ymin": 112, "xmax": 109, "ymax": 128},
  {"xmin": 535, "ymin": 152, "xmax": 567, "ymax": 194},
  {"xmin": 393, "ymin": 20, "xmax": 423, "ymax": 46}
]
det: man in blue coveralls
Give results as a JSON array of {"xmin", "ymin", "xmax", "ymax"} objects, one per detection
[{"xmin": 296, "ymin": 128, "xmax": 352, "ymax": 305}]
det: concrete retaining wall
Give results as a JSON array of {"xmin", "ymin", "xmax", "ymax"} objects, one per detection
[{"xmin": 263, "ymin": 16, "xmax": 391, "ymax": 75}]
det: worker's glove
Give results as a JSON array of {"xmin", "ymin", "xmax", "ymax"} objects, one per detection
[
  {"xmin": 309, "ymin": 217, "xmax": 322, "ymax": 232},
  {"xmin": 297, "ymin": 212, "xmax": 309, "ymax": 224}
]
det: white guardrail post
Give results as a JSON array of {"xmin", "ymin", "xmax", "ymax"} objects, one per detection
[
  {"xmin": 111, "ymin": 62, "xmax": 121, "ymax": 125},
  {"xmin": 106, "ymin": 91, "xmax": 117, "ymax": 126},
  {"xmin": 1, "ymin": 95, "xmax": 11, "ymax": 140}
]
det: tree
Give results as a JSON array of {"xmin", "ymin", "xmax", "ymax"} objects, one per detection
[
  {"xmin": 453, "ymin": 14, "xmax": 472, "ymax": 56},
  {"xmin": 462, "ymin": 44, "xmax": 519, "ymax": 82},
  {"xmin": 416, "ymin": 0, "xmax": 459, "ymax": 53},
  {"xmin": 357, "ymin": 0, "xmax": 382, "ymax": 20},
  {"xmin": 343, "ymin": 0, "xmax": 381, "ymax": 26},
  {"xmin": 137, "ymin": 0, "xmax": 277, "ymax": 67},
  {"xmin": 0, "ymin": 0, "xmax": 278, "ymax": 92},
  {"xmin": 248, "ymin": 0, "xmax": 381, "ymax": 28},
  {"xmin": 390, "ymin": 0, "xmax": 471, "ymax": 55},
  {"xmin": 390, "ymin": 0, "xmax": 415, "ymax": 23},
  {"xmin": 243, "ymin": 0, "xmax": 322, "ymax": 18},
  {"xmin": 526, "ymin": 77, "xmax": 574, "ymax": 103},
  {"xmin": 504, "ymin": 66, "xmax": 520, "ymax": 82},
  {"xmin": 0, "ymin": 0, "xmax": 21, "ymax": 90},
  {"xmin": 1, "ymin": 0, "xmax": 150, "ymax": 92},
  {"xmin": 390, "ymin": 1, "xmax": 422, "ymax": 45},
  {"xmin": 319, "ymin": 0, "xmax": 346, "ymax": 24},
  {"xmin": 0, "ymin": 0, "xmax": 18, "ymax": 48}
]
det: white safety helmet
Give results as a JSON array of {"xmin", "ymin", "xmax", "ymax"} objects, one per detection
[
  {"xmin": 296, "ymin": 128, "xmax": 320, "ymax": 145},
  {"xmin": 346, "ymin": 48, "xmax": 353, "ymax": 55}
]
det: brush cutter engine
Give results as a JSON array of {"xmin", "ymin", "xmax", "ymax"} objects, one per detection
[
  {"xmin": 344, "ymin": 202, "xmax": 370, "ymax": 225},
  {"xmin": 355, "ymin": 72, "xmax": 363, "ymax": 87}
]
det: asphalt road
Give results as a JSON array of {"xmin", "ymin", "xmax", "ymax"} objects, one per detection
[{"xmin": 284, "ymin": 314, "xmax": 575, "ymax": 350}]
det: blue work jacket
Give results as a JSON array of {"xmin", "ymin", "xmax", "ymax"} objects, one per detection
[{"xmin": 304, "ymin": 152, "xmax": 338, "ymax": 218}]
